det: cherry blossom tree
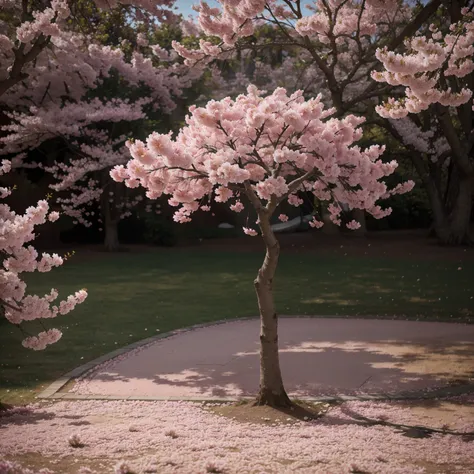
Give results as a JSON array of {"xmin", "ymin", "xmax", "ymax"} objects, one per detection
[
  {"xmin": 0, "ymin": 159, "xmax": 87, "ymax": 350},
  {"xmin": 373, "ymin": 8, "xmax": 474, "ymax": 244},
  {"xmin": 173, "ymin": 0, "xmax": 473, "ymax": 243},
  {"xmin": 3, "ymin": 92, "xmax": 158, "ymax": 250},
  {"xmin": 1, "ymin": 0, "xmax": 202, "ymax": 250},
  {"xmin": 0, "ymin": 0, "xmax": 179, "ymax": 98},
  {"xmin": 173, "ymin": 0, "xmax": 406, "ymax": 234},
  {"xmin": 111, "ymin": 86, "xmax": 413, "ymax": 406}
]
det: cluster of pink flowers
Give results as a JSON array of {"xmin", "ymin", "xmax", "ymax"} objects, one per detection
[
  {"xmin": 389, "ymin": 118, "xmax": 450, "ymax": 163},
  {"xmin": 112, "ymin": 85, "xmax": 413, "ymax": 234},
  {"xmin": 22, "ymin": 329, "xmax": 63, "ymax": 351},
  {"xmin": 1, "ymin": 0, "xmax": 182, "ymax": 93},
  {"xmin": 294, "ymin": 0, "xmax": 398, "ymax": 42},
  {"xmin": 346, "ymin": 220, "xmax": 362, "ymax": 230},
  {"xmin": 0, "ymin": 161, "xmax": 87, "ymax": 349},
  {"xmin": 189, "ymin": 0, "xmax": 402, "ymax": 50},
  {"xmin": 41, "ymin": 135, "xmax": 149, "ymax": 229},
  {"xmin": 15, "ymin": 0, "xmax": 70, "ymax": 43},
  {"xmin": 243, "ymin": 227, "xmax": 258, "ymax": 236},
  {"xmin": 309, "ymin": 218, "xmax": 324, "ymax": 229},
  {"xmin": 1, "ymin": 98, "xmax": 150, "ymax": 156},
  {"xmin": 195, "ymin": 0, "xmax": 266, "ymax": 45},
  {"xmin": 373, "ymin": 12, "xmax": 474, "ymax": 118}
]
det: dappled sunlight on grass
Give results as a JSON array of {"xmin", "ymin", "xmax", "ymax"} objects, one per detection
[
  {"xmin": 407, "ymin": 296, "xmax": 438, "ymax": 303},
  {"xmin": 301, "ymin": 296, "xmax": 359, "ymax": 306},
  {"xmin": 370, "ymin": 285, "xmax": 394, "ymax": 294}
]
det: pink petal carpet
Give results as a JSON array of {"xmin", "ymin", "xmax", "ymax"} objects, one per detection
[{"xmin": 1, "ymin": 396, "xmax": 474, "ymax": 473}]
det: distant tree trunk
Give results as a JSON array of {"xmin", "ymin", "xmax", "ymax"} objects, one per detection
[
  {"xmin": 102, "ymin": 191, "xmax": 120, "ymax": 252},
  {"xmin": 104, "ymin": 218, "xmax": 119, "ymax": 252},
  {"xmin": 424, "ymin": 178, "xmax": 452, "ymax": 243},
  {"xmin": 435, "ymin": 104, "xmax": 473, "ymax": 245},
  {"xmin": 443, "ymin": 160, "xmax": 457, "ymax": 216},
  {"xmin": 447, "ymin": 174, "xmax": 473, "ymax": 245},
  {"xmin": 409, "ymin": 151, "xmax": 455, "ymax": 243},
  {"xmin": 254, "ymin": 213, "xmax": 291, "ymax": 407}
]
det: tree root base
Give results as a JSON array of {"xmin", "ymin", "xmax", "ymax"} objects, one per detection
[{"xmin": 253, "ymin": 389, "xmax": 293, "ymax": 408}]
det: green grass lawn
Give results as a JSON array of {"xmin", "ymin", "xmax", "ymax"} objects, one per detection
[{"xmin": 1, "ymin": 246, "xmax": 473, "ymax": 404}]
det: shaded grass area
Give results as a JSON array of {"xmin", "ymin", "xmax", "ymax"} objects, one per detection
[{"xmin": 1, "ymin": 247, "xmax": 473, "ymax": 404}]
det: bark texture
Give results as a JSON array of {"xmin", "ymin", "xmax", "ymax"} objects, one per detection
[
  {"xmin": 447, "ymin": 175, "xmax": 473, "ymax": 245},
  {"xmin": 254, "ymin": 212, "xmax": 292, "ymax": 407}
]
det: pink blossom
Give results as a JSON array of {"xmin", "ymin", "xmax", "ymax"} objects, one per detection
[
  {"xmin": 230, "ymin": 201, "xmax": 244, "ymax": 213},
  {"xmin": 22, "ymin": 329, "xmax": 62, "ymax": 350},
  {"xmin": 309, "ymin": 218, "xmax": 324, "ymax": 229},
  {"xmin": 47, "ymin": 211, "xmax": 60, "ymax": 222},
  {"xmin": 1, "ymin": 159, "xmax": 87, "ymax": 347},
  {"xmin": 346, "ymin": 220, "xmax": 361, "ymax": 230},
  {"xmin": 1, "ymin": 160, "xmax": 11, "ymax": 174},
  {"xmin": 374, "ymin": 15, "xmax": 474, "ymax": 117},
  {"xmin": 243, "ymin": 227, "xmax": 258, "ymax": 236},
  {"xmin": 288, "ymin": 194, "xmax": 304, "ymax": 207},
  {"xmin": 255, "ymin": 177, "xmax": 289, "ymax": 201}
]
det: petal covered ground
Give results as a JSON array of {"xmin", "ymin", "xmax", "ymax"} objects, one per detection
[{"xmin": 1, "ymin": 397, "xmax": 474, "ymax": 474}]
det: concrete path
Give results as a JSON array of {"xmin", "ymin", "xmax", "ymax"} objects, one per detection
[{"xmin": 71, "ymin": 318, "xmax": 474, "ymax": 399}]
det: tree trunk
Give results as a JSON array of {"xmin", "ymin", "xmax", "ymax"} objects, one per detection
[
  {"xmin": 447, "ymin": 174, "xmax": 473, "ymax": 245},
  {"xmin": 424, "ymin": 179, "xmax": 452, "ymax": 243},
  {"xmin": 254, "ymin": 214, "xmax": 292, "ymax": 407},
  {"xmin": 101, "ymin": 182, "xmax": 120, "ymax": 252},
  {"xmin": 104, "ymin": 218, "xmax": 120, "ymax": 252},
  {"xmin": 443, "ymin": 160, "xmax": 457, "ymax": 216},
  {"xmin": 409, "ymin": 151, "xmax": 454, "ymax": 244}
]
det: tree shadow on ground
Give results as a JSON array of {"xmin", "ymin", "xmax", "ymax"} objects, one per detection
[
  {"xmin": 73, "ymin": 332, "xmax": 474, "ymax": 399},
  {"xmin": 0, "ymin": 408, "xmax": 55, "ymax": 427},
  {"xmin": 327, "ymin": 405, "xmax": 474, "ymax": 441}
]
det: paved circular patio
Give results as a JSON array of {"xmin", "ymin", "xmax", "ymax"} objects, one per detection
[{"xmin": 70, "ymin": 318, "xmax": 474, "ymax": 400}]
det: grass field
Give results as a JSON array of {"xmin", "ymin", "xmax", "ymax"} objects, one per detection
[{"xmin": 1, "ymin": 239, "xmax": 473, "ymax": 404}]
